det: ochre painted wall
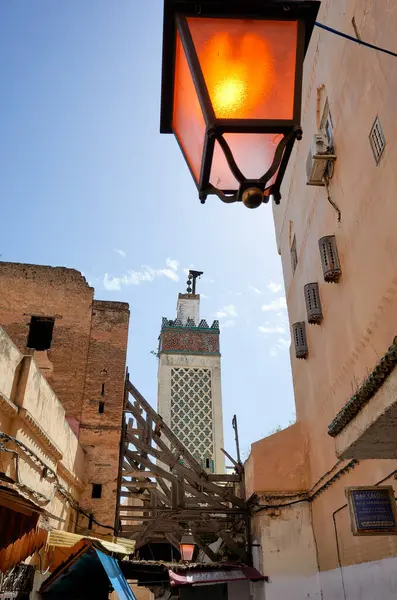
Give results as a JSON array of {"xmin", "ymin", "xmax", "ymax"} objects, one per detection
[
  {"xmin": 247, "ymin": 1, "xmax": 397, "ymax": 598},
  {"xmin": 0, "ymin": 327, "xmax": 84, "ymax": 529},
  {"xmin": 246, "ymin": 422, "xmax": 309, "ymax": 497}
]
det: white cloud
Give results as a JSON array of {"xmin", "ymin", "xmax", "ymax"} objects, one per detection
[
  {"xmin": 259, "ymin": 299, "xmax": 290, "ymax": 356},
  {"xmin": 215, "ymin": 304, "xmax": 237, "ymax": 319},
  {"xmin": 258, "ymin": 324, "xmax": 287, "ymax": 335},
  {"xmin": 166, "ymin": 258, "xmax": 179, "ymax": 272},
  {"xmin": 114, "ymin": 248, "xmax": 126, "ymax": 258},
  {"xmin": 158, "ymin": 268, "xmax": 179, "ymax": 282},
  {"xmin": 249, "ymin": 285, "xmax": 262, "ymax": 295},
  {"xmin": 267, "ymin": 281, "xmax": 282, "ymax": 294},
  {"xmin": 103, "ymin": 274, "xmax": 123, "ymax": 291},
  {"xmin": 270, "ymin": 337, "xmax": 290, "ymax": 357},
  {"xmin": 103, "ymin": 258, "xmax": 180, "ymax": 291},
  {"xmin": 262, "ymin": 297, "xmax": 287, "ymax": 312},
  {"xmin": 157, "ymin": 258, "xmax": 180, "ymax": 282}
]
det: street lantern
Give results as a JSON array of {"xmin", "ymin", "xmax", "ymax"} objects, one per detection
[
  {"xmin": 160, "ymin": 0, "xmax": 320, "ymax": 208},
  {"xmin": 179, "ymin": 529, "xmax": 196, "ymax": 562}
]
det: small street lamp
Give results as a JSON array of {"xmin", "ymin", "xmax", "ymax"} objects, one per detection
[
  {"xmin": 179, "ymin": 529, "xmax": 196, "ymax": 562},
  {"xmin": 160, "ymin": 0, "xmax": 319, "ymax": 208}
]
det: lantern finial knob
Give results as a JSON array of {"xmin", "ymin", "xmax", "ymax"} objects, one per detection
[{"xmin": 242, "ymin": 187, "xmax": 264, "ymax": 209}]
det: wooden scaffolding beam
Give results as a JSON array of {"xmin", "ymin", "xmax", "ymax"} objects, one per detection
[{"xmin": 116, "ymin": 377, "xmax": 249, "ymax": 562}]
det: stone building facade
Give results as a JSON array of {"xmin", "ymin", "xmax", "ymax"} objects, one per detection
[
  {"xmin": 158, "ymin": 292, "xmax": 225, "ymax": 473},
  {"xmin": 0, "ymin": 262, "xmax": 130, "ymax": 532},
  {"xmin": 0, "ymin": 326, "xmax": 85, "ymax": 590},
  {"xmin": 246, "ymin": 2, "xmax": 397, "ymax": 599}
]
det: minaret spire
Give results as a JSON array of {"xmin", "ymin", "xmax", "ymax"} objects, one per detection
[
  {"xmin": 157, "ymin": 272, "xmax": 224, "ymax": 474},
  {"xmin": 187, "ymin": 270, "xmax": 203, "ymax": 295}
]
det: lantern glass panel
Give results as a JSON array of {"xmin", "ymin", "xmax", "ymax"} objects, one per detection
[
  {"xmin": 172, "ymin": 31, "xmax": 206, "ymax": 183},
  {"xmin": 180, "ymin": 543, "xmax": 195, "ymax": 562},
  {"xmin": 210, "ymin": 133, "xmax": 282, "ymax": 190},
  {"xmin": 187, "ymin": 18, "xmax": 298, "ymax": 120}
]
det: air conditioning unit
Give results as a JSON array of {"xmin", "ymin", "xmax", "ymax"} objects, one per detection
[{"xmin": 306, "ymin": 132, "xmax": 336, "ymax": 186}]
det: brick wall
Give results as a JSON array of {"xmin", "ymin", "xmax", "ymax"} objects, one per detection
[
  {"xmin": 0, "ymin": 262, "xmax": 130, "ymax": 532},
  {"xmin": 79, "ymin": 300, "xmax": 129, "ymax": 530},
  {"xmin": 0, "ymin": 262, "xmax": 93, "ymax": 424}
]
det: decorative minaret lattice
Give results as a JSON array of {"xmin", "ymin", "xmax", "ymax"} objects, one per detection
[{"xmin": 157, "ymin": 271, "xmax": 225, "ymax": 473}]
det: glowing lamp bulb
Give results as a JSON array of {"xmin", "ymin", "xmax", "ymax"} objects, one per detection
[{"xmin": 213, "ymin": 77, "xmax": 247, "ymax": 117}]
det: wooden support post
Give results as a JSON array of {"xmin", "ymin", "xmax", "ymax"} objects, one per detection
[{"xmin": 166, "ymin": 533, "xmax": 181, "ymax": 553}]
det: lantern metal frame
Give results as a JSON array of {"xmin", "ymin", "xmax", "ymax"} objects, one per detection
[
  {"xmin": 179, "ymin": 529, "xmax": 196, "ymax": 562},
  {"xmin": 160, "ymin": 0, "xmax": 320, "ymax": 205}
]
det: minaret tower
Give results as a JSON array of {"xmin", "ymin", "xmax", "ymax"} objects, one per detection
[{"xmin": 157, "ymin": 271, "xmax": 224, "ymax": 473}]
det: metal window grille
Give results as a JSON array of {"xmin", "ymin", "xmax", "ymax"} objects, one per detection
[
  {"xmin": 293, "ymin": 322, "xmax": 308, "ymax": 359},
  {"xmin": 318, "ymin": 235, "xmax": 341, "ymax": 282},
  {"xmin": 304, "ymin": 283, "xmax": 323, "ymax": 324},
  {"xmin": 290, "ymin": 235, "xmax": 298, "ymax": 274},
  {"xmin": 369, "ymin": 117, "xmax": 386, "ymax": 164}
]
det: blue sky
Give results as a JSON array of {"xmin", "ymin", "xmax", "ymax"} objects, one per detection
[{"xmin": 0, "ymin": 0, "xmax": 294, "ymax": 459}]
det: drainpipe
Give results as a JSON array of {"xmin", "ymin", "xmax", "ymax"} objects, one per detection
[{"xmin": 332, "ymin": 504, "xmax": 348, "ymax": 600}]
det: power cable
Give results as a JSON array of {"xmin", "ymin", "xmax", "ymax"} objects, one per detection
[
  {"xmin": 315, "ymin": 22, "xmax": 397, "ymax": 58},
  {"xmin": 0, "ymin": 431, "xmax": 116, "ymax": 534}
]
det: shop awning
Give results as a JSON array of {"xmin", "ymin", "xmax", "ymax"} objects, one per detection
[
  {"xmin": 0, "ymin": 526, "xmax": 47, "ymax": 573},
  {"xmin": 169, "ymin": 565, "xmax": 265, "ymax": 586},
  {"xmin": 97, "ymin": 550, "xmax": 136, "ymax": 600},
  {"xmin": 47, "ymin": 529, "xmax": 135, "ymax": 572},
  {"xmin": 120, "ymin": 560, "xmax": 266, "ymax": 589},
  {"xmin": 40, "ymin": 540, "xmax": 136, "ymax": 600}
]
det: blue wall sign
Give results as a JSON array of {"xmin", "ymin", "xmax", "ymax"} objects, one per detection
[{"xmin": 347, "ymin": 486, "xmax": 397, "ymax": 536}]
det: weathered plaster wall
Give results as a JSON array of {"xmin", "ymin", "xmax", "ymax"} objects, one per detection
[
  {"xmin": 177, "ymin": 293, "xmax": 200, "ymax": 325},
  {"xmin": 0, "ymin": 327, "xmax": 84, "ymax": 528},
  {"xmin": 273, "ymin": 0, "xmax": 397, "ymax": 481},
  {"xmin": 251, "ymin": 503, "xmax": 321, "ymax": 600},
  {"xmin": 245, "ymin": 422, "xmax": 309, "ymax": 498},
  {"xmin": 247, "ymin": 1, "xmax": 397, "ymax": 597},
  {"xmin": 320, "ymin": 557, "xmax": 397, "ymax": 600},
  {"xmin": 0, "ymin": 328, "xmax": 22, "ymax": 400}
]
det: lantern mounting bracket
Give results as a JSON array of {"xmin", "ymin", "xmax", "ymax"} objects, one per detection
[{"xmin": 200, "ymin": 126, "xmax": 302, "ymax": 207}]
